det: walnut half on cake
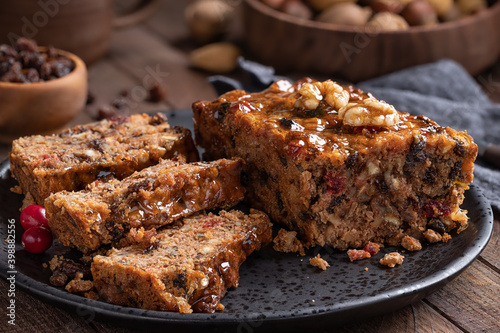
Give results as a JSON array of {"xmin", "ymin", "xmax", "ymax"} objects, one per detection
[{"xmin": 193, "ymin": 78, "xmax": 477, "ymax": 250}]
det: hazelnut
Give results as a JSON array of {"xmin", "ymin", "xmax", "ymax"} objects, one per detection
[
  {"xmin": 190, "ymin": 42, "xmax": 241, "ymax": 73},
  {"xmin": 426, "ymin": 0, "xmax": 453, "ymax": 17},
  {"xmin": 440, "ymin": 3, "xmax": 463, "ymax": 22},
  {"xmin": 369, "ymin": 0, "xmax": 404, "ymax": 14},
  {"xmin": 282, "ymin": 0, "xmax": 314, "ymax": 19},
  {"xmin": 401, "ymin": 0, "xmax": 438, "ymax": 26},
  {"xmin": 261, "ymin": 0, "xmax": 287, "ymax": 9},
  {"xmin": 366, "ymin": 12, "xmax": 410, "ymax": 31},
  {"xmin": 457, "ymin": 0, "xmax": 487, "ymax": 15},
  {"xmin": 185, "ymin": 0, "xmax": 234, "ymax": 44},
  {"xmin": 307, "ymin": 0, "xmax": 357, "ymax": 11},
  {"xmin": 317, "ymin": 3, "xmax": 372, "ymax": 26}
]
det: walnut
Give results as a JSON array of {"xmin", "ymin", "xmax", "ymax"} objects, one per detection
[
  {"xmin": 338, "ymin": 97, "xmax": 400, "ymax": 127},
  {"xmin": 295, "ymin": 80, "xmax": 349, "ymax": 110}
]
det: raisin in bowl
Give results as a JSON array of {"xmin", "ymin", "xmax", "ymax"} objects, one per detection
[{"xmin": 0, "ymin": 42, "xmax": 87, "ymax": 142}]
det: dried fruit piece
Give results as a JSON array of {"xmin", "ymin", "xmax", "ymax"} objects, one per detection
[
  {"xmin": 347, "ymin": 249, "xmax": 371, "ymax": 261},
  {"xmin": 363, "ymin": 241, "xmax": 382, "ymax": 255}
]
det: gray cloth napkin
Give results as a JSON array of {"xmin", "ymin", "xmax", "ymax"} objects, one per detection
[{"xmin": 358, "ymin": 59, "xmax": 500, "ymax": 213}]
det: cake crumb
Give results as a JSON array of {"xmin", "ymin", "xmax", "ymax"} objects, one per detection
[
  {"xmin": 401, "ymin": 235, "xmax": 422, "ymax": 251},
  {"xmin": 273, "ymin": 228, "xmax": 305, "ymax": 256},
  {"xmin": 84, "ymin": 291, "xmax": 99, "ymax": 300},
  {"xmin": 347, "ymin": 249, "xmax": 371, "ymax": 262},
  {"xmin": 10, "ymin": 185, "xmax": 22, "ymax": 194},
  {"xmin": 65, "ymin": 272, "xmax": 94, "ymax": 294},
  {"xmin": 309, "ymin": 254, "xmax": 330, "ymax": 270},
  {"xmin": 21, "ymin": 192, "xmax": 36, "ymax": 210},
  {"xmin": 442, "ymin": 233, "xmax": 451, "ymax": 243},
  {"xmin": 423, "ymin": 229, "xmax": 442, "ymax": 243},
  {"xmin": 364, "ymin": 267, "xmax": 369, "ymax": 271},
  {"xmin": 379, "ymin": 252, "xmax": 404, "ymax": 268},
  {"xmin": 216, "ymin": 303, "xmax": 225, "ymax": 311}
]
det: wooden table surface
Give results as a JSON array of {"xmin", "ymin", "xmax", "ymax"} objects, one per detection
[{"xmin": 1, "ymin": 1, "xmax": 499, "ymax": 332}]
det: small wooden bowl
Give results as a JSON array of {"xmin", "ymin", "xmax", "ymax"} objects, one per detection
[
  {"xmin": 0, "ymin": 47, "xmax": 87, "ymax": 143},
  {"xmin": 243, "ymin": 0, "xmax": 500, "ymax": 82}
]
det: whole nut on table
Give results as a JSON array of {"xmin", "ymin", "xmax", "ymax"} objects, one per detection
[
  {"xmin": 185, "ymin": 0, "xmax": 234, "ymax": 43},
  {"xmin": 190, "ymin": 42, "xmax": 242, "ymax": 73}
]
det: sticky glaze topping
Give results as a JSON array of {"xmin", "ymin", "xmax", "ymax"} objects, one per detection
[{"xmin": 214, "ymin": 78, "xmax": 444, "ymax": 159}]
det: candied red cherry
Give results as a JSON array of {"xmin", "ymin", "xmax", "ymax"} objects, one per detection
[
  {"xmin": 21, "ymin": 226, "xmax": 53, "ymax": 254},
  {"xmin": 20, "ymin": 204, "xmax": 49, "ymax": 230}
]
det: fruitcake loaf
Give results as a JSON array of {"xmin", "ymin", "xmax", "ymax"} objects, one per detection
[
  {"xmin": 193, "ymin": 78, "xmax": 478, "ymax": 250},
  {"xmin": 45, "ymin": 158, "xmax": 245, "ymax": 252},
  {"xmin": 10, "ymin": 113, "xmax": 199, "ymax": 205},
  {"xmin": 91, "ymin": 209, "xmax": 272, "ymax": 313}
]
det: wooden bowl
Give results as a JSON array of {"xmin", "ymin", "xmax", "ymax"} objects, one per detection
[
  {"xmin": 243, "ymin": 0, "xmax": 500, "ymax": 82},
  {"xmin": 0, "ymin": 47, "xmax": 87, "ymax": 143}
]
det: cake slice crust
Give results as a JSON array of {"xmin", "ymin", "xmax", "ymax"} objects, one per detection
[
  {"xmin": 91, "ymin": 209, "xmax": 272, "ymax": 313},
  {"xmin": 45, "ymin": 158, "xmax": 245, "ymax": 252},
  {"xmin": 10, "ymin": 113, "xmax": 199, "ymax": 205},
  {"xmin": 193, "ymin": 78, "xmax": 478, "ymax": 250}
]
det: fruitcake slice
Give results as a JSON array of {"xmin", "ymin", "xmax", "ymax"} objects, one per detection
[
  {"xmin": 193, "ymin": 78, "xmax": 477, "ymax": 250},
  {"xmin": 91, "ymin": 209, "xmax": 272, "ymax": 313},
  {"xmin": 45, "ymin": 158, "xmax": 245, "ymax": 252},
  {"xmin": 10, "ymin": 113, "xmax": 199, "ymax": 205}
]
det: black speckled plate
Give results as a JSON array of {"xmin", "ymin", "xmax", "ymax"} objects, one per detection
[{"xmin": 0, "ymin": 110, "xmax": 494, "ymax": 333}]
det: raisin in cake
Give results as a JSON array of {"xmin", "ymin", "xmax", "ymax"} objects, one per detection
[
  {"xmin": 193, "ymin": 78, "xmax": 477, "ymax": 250},
  {"xmin": 91, "ymin": 209, "xmax": 272, "ymax": 313},
  {"xmin": 45, "ymin": 158, "xmax": 245, "ymax": 252},
  {"xmin": 10, "ymin": 113, "xmax": 198, "ymax": 205}
]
